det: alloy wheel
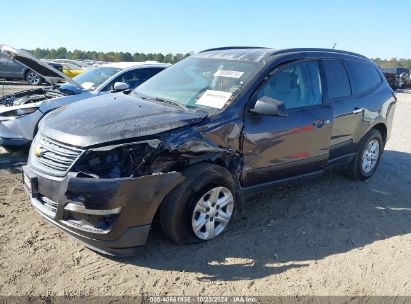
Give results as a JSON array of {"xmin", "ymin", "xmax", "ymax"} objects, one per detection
[
  {"xmin": 191, "ymin": 186, "xmax": 234, "ymax": 240},
  {"xmin": 27, "ymin": 71, "xmax": 40, "ymax": 85},
  {"xmin": 361, "ymin": 139, "xmax": 380, "ymax": 173}
]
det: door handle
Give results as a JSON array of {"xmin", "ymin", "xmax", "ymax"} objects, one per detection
[
  {"xmin": 313, "ymin": 119, "xmax": 330, "ymax": 128},
  {"xmin": 352, "ymin": 107, "xmax": 364, "ymax": 114}
]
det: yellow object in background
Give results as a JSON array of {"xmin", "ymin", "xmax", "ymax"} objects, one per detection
[{"xmin": 63, "ymin": 68, "xmax": 84, "ymax": 78}]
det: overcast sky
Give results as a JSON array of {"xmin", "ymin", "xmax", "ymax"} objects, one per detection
[{"xmin": 2, "ymin": 0, "xmax": 409, "ymax": 59}]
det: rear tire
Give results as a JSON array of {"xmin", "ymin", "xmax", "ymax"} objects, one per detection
[
  {"xmin": 25, "ymin": 70, "xmax": 43, "ymax": 85},
  {"xmin": 159, "ymin": 163, "xmax": 236, "ymax": 244},
  {"xmin": 345, "ymin": 129, "xmax": 383, "ymax": 180}
]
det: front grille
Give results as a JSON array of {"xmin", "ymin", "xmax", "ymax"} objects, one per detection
[
  {"xmin": 38, "ymin": 195, "xmax": 58, "ymax": 217},
  {"xmin": 30, "ymin": 135, "xmax": 83, "ymax": 177}
]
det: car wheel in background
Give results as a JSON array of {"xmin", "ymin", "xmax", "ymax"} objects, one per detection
[
  {"xmin": 345, "ymin": 129, "xmax": 383, "ymax": 180},
  {"xmin": 160, "ymin": 163, "xmax": 236, "ymax": 244},
  {"xmin": 25, "ymin": 70, "xmax": 43, "ymax": 85}
]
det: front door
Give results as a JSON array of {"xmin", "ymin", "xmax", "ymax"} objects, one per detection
[{"xmin": 242, "ymin": 60, "xmax": 333, "ymax": 187}]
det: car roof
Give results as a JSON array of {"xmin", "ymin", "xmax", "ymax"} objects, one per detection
[
  {"xmin": 102, "ymin": 61, "xmax": 168, "ymax": 69},
  {"xmin": 196, "ymin": 46, "xmax": 369, "ymax": 62}
]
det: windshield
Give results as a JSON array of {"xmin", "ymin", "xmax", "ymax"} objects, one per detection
[
  {"xmin": 59, "ymin": 66, "xmax": 121, "ymax": 94},
  {"xmin": 133, "ymin": 57, "xmax": 262, "ymax": 113}
]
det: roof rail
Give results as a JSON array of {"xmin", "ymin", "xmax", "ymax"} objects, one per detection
[
  {"xmin": 199, "ymin": 46, "xmax": 267, "ymax": 53},
  {"xmin": 266, "ymin": 48, "xmax": 368, "ymax": 59}
]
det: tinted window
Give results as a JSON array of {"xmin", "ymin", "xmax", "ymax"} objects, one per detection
[
  {"xmin": 323, "ymin": 59, "xmax": 351, "ymax": 99},
  {"xmin": 104, "ymin": 68, "xmax": 164, "ymax": 91},
  {"xmin": 345, "ymin": 61, "xmax": 381, "ymax": 94},
  {"xmin": 145, "ymin": 67, "xmax": 164, "ymax": 78},
  {"xmin": 256, "ymin": 60, "xmax": 322, "ymax": 109}
]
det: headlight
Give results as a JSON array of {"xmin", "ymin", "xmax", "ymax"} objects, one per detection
[
  {"xmin": 74, "ymin": 139, "xmax": 162, "ymax": 178},
  {"xmin": 0, "ymin": 107, "xmax": 39, "ymax": 118}
]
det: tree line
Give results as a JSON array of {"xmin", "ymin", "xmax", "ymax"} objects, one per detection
[
  {"xmin": 373, "ymin": 58, "xmax": 411, "ymax": 71},
  {"xmin": 29, "ymin": 47, "xmax": 411, "ymax": 70},
  {"xmin": 29, "ymin": 47, "xmax": 192, "ymax": 64}
]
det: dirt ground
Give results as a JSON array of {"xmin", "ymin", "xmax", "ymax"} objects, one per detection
[{"xmin": 0, "ymin": 87, "xmax": 410, "ymax": 297}]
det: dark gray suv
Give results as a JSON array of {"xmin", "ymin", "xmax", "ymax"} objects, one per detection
[{"xmin": 23, "ymin": 47, "xmax": 396, "ymax": 256}]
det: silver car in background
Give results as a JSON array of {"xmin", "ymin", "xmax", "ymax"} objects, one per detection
[{"xmin": 0, "ymin": 45, "xmax": 169, "ymax": 151}]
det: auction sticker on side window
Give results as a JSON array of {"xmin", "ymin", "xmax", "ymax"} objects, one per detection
[
  {"xmin": 196, "ymin": 90, "xmax": 233, "ymax": 109},
  {"xmin": 213, "ymin": 70, "xmax": 244, "ymax": 78}
]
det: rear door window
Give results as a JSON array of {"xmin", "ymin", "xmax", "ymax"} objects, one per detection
[
  {"xmin": 322, "ymin": 59, "xmax": 351, "ymax": 99},
  {"xmin": 344, "ymin": 61, "xmax": 382, "ymax": 94}
]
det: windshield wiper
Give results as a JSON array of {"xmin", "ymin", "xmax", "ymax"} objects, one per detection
[
  {"xmin": 153, "ymin": 97, "xmax": 187, "ymax": 111},
  {"xmin": 132, "ymin": 92, "xmax": 187, "ymax": 111}
]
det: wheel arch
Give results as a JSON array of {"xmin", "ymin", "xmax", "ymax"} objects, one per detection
[
  {"xmin": 371, "ymin": 123, "xmax": 387, "ymax": 144},
  {"xmin": 151, "ymin": 158, "xmax": 244, "ymax": 224},
  {"xmin": 23, "ymin": 68, "xmax": 31, "ymax": 79}
]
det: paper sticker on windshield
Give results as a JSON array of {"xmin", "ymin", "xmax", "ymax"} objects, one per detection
[
  {"xmin": 213, "ymin": 70, "xmax": 244, "ymax": 78},
  {"xmin": 196, "ymin": 90, "xmax": 232, "ymax": 109},
  {"xmin": 81, "ymin": 82, "xmax": 94, "ymax": 90}
]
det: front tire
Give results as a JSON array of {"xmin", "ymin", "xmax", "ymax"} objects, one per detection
[
  {"xmin": 159, "ymin": 163, "xmax": 236, "ymax": 244},
  {"xmin": 345, "ymin": 129, "xmax": 383, "ymax": 180},
  {"xmin": 25, "ymin": 70, "xmax": 43, "ymax": 85}
]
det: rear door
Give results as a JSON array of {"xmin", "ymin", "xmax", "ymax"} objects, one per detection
[
  {"xmin": 242, "ymin": 60, "xmax": 333, "ymax": 187},
  {"xmin": 323, "ymin": 59, "xmax": 383, "ymax": 159}
]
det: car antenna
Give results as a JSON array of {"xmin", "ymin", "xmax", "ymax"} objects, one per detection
[{"xmin": 332, "ymin": 42, "xmax": 337, "ymax": 49}]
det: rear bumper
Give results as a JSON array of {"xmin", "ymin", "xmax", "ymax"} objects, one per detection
[{"xmin": 23, "ymin": 165, "xmax": 184, "ymax": 256}]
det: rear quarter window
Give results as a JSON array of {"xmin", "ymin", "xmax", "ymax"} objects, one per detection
[
  {"xmin": 322, "ymin": 59, "xmax": 351, "ymax": 99},
  {"xmin": 345, "ymin": 60, "xmax": 382, "ymax": 95}
]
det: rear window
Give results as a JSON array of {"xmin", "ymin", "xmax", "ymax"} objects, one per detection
[
  {"xmin": 345, "ymin": 61, "xmax": 382, "ymax": 94},
  {"xmin": 323, "ymin": 59, "xmax": 351, "ymax": 99}
]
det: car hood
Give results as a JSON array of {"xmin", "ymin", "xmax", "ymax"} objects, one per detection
[
  {"xmin": 40, "ymin": 93, "xmax": 207, "ymax": 147},
  {"xmin": 0, "ymin": 45, "xmax": 83, "ymax": 89}
]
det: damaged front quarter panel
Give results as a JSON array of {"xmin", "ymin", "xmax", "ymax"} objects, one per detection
[
  {"xmin": 65, "ymin": 117, "xmax": 245, "ymax": 239},
  {"xmin": 147, "ymin": 120, "xmax": 245, "ymax": 204},
  {"xmin": 150, "ymin": 120, "xmax": 244, "ymax": 177}
]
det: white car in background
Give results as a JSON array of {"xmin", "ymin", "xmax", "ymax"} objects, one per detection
[{"xmin": 0, "ymin": 45, "xmax": 169, "ymax": 151}]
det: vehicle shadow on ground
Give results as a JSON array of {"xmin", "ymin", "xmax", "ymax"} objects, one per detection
[
  {"xmin": 112, "ymin": 150, "xmax": 411, "ymax": 282},
  {"xmin": 0, "ymin": 151, "xmax": 27, "ymax": 173}
]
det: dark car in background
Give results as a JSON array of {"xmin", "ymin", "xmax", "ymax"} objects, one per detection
[
  {"xmin": 23, "ymin": 47, "xmax": 396, "ymax": 256},
  {"xmin": 0, "ymin": 51, "xmax": 63, "ymax": 85},
  {"xmin": 381, "ymin": 67, "xmax": 410, "ymax": 89}
]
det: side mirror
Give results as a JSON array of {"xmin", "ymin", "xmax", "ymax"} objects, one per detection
[
  {"xmin": 250, "ymin": 97, "xmax": 288, "ymax": 116},
  {"xmin": 113, "ymin": 82, "xmax": 129, "ymax": 92}
]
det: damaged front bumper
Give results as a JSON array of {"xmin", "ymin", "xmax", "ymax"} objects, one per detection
[{"xmin": 22, "ymin": 165, "xmax": 184, "ymax": 256}]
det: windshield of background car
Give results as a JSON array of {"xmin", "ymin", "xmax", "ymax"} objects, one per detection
[
  {"xmin": 59, "ymin": 67, "xmax": 121, "ymax": 93},
  {"xmin": 133, "ymin": 57, "xmax": 262, "ymax": 113}
]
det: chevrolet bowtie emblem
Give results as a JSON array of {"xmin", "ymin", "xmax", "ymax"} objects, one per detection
[{"xmin": 34, "ymin": 146, "xmax": 44, "ymax": 157}]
